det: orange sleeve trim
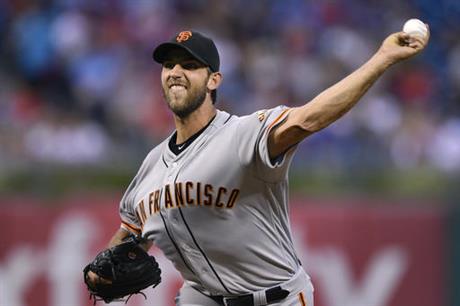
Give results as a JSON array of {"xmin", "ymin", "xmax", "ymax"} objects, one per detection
[
  {"xmin": 267, "ymin": 109, "xmax": 290, "ymax": 131},
  {"xmin": 121, "ymin": 221, "xmax": 142, "ymax": 234},
  {"xmin": 298, "ymin": 292, "xmax": 307, "ymax": 306}
]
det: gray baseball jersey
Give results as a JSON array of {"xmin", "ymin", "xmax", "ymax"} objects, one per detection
[{"xmin": 119, "ymin": 106, "xmax": 303, "ymax": 296}]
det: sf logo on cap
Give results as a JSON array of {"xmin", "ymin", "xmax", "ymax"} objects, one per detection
[{"xmin": 176, "ymin": 31, "xmax": 192, "ymax": 42}]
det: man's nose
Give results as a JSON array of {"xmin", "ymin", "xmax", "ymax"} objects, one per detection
[{"xmin": 170, "ymin": 64, "xmax": 184, "ymax": 76}]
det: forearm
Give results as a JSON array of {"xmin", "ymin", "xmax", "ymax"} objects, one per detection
[
  {"xmin": 108, "ymin": 228, "xmax": 131, "ymax": 247},
  {"xmin": 108, "ymin": 228, "xmax": 153, "ymax": 251},
  {"xmin": 296, "ymin": 53, "xmax": 392, "ymax": 133}
]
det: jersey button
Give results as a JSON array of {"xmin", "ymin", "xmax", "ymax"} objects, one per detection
[{"xmin": 172, "ymin": 162, "xmax": 178, "ymax": 167}]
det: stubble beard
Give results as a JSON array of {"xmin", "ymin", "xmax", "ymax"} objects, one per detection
[{"xmin": 163, "ymin": 83, "xmax": 208, "ymax": 119}]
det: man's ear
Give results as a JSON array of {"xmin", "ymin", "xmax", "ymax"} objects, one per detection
[{"xmin": 207, "ymin": 72, "xmax": 223, "ymax": 91}]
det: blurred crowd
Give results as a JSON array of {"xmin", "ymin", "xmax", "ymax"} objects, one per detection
[{"xmin": 1, "ymin": 0, "xmax": 460, "ymax": 174}]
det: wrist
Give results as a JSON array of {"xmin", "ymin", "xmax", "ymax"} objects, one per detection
[{"xmin": 370, "ymin": 52, "xmax": 395, "ymax": 71}]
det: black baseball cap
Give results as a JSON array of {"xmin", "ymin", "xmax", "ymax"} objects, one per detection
[{"xmin": 153, "ymin": 31, "xmax": 220, "ymax": 72}]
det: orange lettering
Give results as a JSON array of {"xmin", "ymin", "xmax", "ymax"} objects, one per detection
[
  {"xmin": 139, "ymin": 200, "xmax": 147, "ymax": 222},
  {"xmin": 196, "ymin": 182, "xmax": 202, "ymax": 205},
  {"xmin": 215, "ymin": 187, "xmax": 227, "ymax": 208},
  {"xmin": 204, "ymin": 184, "xmax": 213, "ymax": 206},
  {"xmin": 175, "ymin": 183, "xmax": 185, "ymax": 207},
  {"xmin": 226, "ymin": 189, "xmax": 240, "ymax": 208},
  {"xmin": 165, "ymin": 185, "xmax": 173, "ymax": 208},
  {"xmin": 148, "ymin": 192, "xmax": 154, "ymax": 214},
  {"xmin": 136, "ymin": 202, "xmax": 145, "ymax": 225},
  {"xmin": 154, "ymin": 190, "xmax": 160, "ymax": 213},
  {"xmin": 186, "ymin": 181, "xmax": 194, "ymax": 205}
]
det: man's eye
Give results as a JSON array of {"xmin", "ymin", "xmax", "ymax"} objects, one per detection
[
  {"xmin": 182, "ymin": 62, "xmax": 200, "ymax": 70},
  {"xmin": 163, "ymin": 62, "xmax": 175, "ymax": 69}
]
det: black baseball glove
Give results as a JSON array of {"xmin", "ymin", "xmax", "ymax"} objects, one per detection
[{"xmin": 83, "ymin": 236, "xmax": 161, "ymax": 304}]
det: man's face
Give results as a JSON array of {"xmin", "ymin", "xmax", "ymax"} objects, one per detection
[{"xmin": 161, "ymin": 49, "xmax": 211, "ymax": 118}]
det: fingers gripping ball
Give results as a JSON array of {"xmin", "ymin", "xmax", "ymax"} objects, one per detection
[{"xmin": 83, "ymin": 236, "xmax": 161, "ymax": 304}]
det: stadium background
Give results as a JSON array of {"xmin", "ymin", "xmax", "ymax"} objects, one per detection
[{"xmin": 0, "ymin": 0, "xmax": 459, "ymax": 305}]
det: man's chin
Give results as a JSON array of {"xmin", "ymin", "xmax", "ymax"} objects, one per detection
[
  {"xmin": 168, "ymin": 102, "xmax": 192, "ymax": 118},
  {"xmin": 167, "ymin": 98, "xmax": 185, "ymax": 110},
  {"xmin": 165, "ymin": 92, "xmax": 206, "ymax": 119},
  {"xmin": 171, "ymin": 108, "xmax": 193, "ymax": 119}
]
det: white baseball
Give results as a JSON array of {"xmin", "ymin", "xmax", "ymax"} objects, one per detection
[{"xmin": 402, "ymin": 18, "xmax": 428, "ymax": 38}]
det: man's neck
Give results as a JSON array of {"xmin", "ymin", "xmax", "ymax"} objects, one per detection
[{"xmin": 174, "ymin": 103, "xmax": 217, "ymax": 144}]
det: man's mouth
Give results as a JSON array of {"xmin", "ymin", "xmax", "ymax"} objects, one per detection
[{"xmin": 169, "ymin": 83, "xmax": 187, "ymax": 89}]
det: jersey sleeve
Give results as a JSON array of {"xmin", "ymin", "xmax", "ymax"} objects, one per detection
[
  {"xmin": 119, "ymin": 150, "xmax": 156, "ymax": 235},
  {"xmin": 119, "ymin": 189, "xmax": 142, "ymax": 235},
  {"xmin": 236, "ymin": 105, "xmax": 297, "ymax": 182}
]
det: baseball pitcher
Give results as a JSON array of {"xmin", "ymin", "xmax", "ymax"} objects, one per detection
[{"xmin": 84, "ymin": 27, "xmax": 429, "ymax": 306}]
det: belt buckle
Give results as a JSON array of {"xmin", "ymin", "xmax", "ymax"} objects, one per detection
[
  {"xmin": 223, "ymin": 295, "xmax": 253, "ymax": 306},
  {"xmin": 222, "ymin": 297, "xmax": 232, "ymax": 306}
]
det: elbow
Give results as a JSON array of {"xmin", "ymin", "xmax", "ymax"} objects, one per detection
[
  {"xmin": 293, "ymin": 104, "xmax": 330, "ymax": 134},
  {"xmin": 301, "ymin": 121, "xmax": 322, "ymax": 133},
  {"xmin": 298, "ymin": 116, "xmax": 328, "ymax": 134},
  {"xmin": 297, "ymin": 107, "xmax": 349, "ymax": 133},
  {"xmin": 288, "ymin": 108, "xmax": 325, "ymax": 135}
]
